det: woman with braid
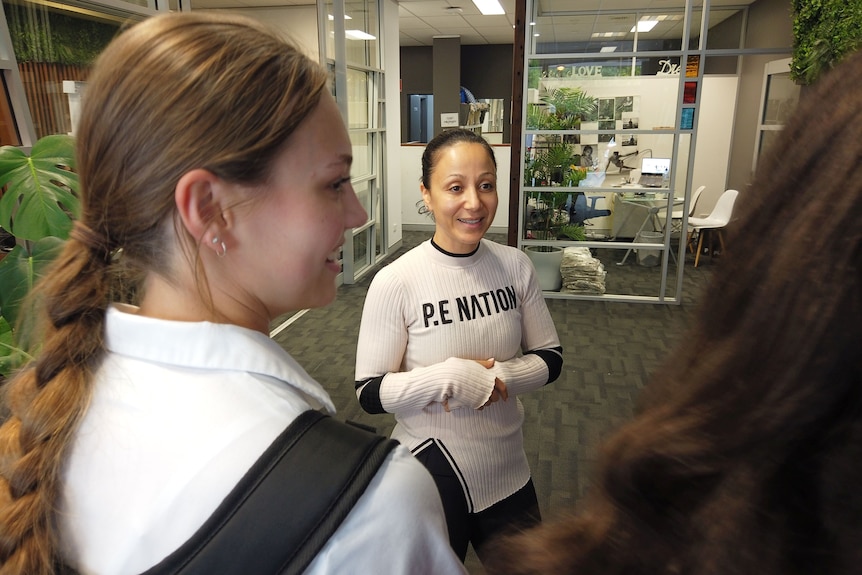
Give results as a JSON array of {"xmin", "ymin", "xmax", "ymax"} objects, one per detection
[
  {"xmin": 355, "ymin": 128, "xmax": 564, "ymax": 565},
  {"xmin": 0, "ymin": 13, "xmax": 464, "ymax": 575}
]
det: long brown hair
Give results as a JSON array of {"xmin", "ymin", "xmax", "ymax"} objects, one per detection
[
  {"xmin": 0, "ymin": 13, "xmax": 327, "ymax": 573},
  {"xmin": 487, "ymin": 49, "xmax": 862, "ymax": 575}
]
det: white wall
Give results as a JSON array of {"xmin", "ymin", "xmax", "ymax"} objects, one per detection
[
  {"xmin": 209, "ymin": 6, "xmax": 320, "ymax": 60},
  {"xmin": 400, "ymin": 144, "xmax": 512, "ymax": 234},
  {"xmin": 691, "ymin": 76, "xmax": 738, "ymax": 216},
  {"xmin": 539, "ymin": 74, "xmax": 738, "ymax": 219},
  {"xmin": 541, "ymin": 75, "xmax": 679, "ymax": 166}
]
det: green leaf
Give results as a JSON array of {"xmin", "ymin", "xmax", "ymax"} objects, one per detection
[
  {"xmin": 540, "ymin": 87, "xmax": 598, "ymax": 121},
  {"xmin": 0, "ymin": 237, "xmax": 66, "ymax": 329},
  {"xmin": 0, "ymin": 134, "xmax": 80, "ymax": 241},
  {"xmin": 0, "ymin": 316, "xmax": 31, "ymax": 378}
]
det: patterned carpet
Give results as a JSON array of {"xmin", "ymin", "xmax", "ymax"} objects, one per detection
[{"xmin": 271, "ymin": 230, "xmax": 715, "ymax": 573}]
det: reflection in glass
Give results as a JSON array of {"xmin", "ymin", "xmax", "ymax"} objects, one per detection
[
  {"xmin": 482, "ymin": 99, "xmax": 505, "ymax": 133},
  {"xmin": 529, "ymin": 10, "xmax": 690, "ymax": 54},
  {"xmin": 3, "ymin": 0, "xmax": 123, "ymax": 138},
  {"xmin": 353, "ymin": 229, "xmax": 368, "ymax": 270},
  {"xmin": 762, "ymin": 73, "xmax": 799, "ymax": 125},
  {"xmin": 349, "ymin": 131, "xmax": 373, "ymax": 178},
  {"xmin": 759, "ymin": 130, "xmax": 783, "ymax": 160},
  {"xmin": 324, "ymin": 0, "xmax": 336, "ymax": 59},
  {"xmin": 347, "ymin": 68, "xmax": 370, "ymax": 129},
  {"xmin": 344, "ymin": 0, "xmax": 379, "ymax": 68},
  {"xmin": 0, "ymin": 75, "xmax": 22, "ymax": 146},
  {"xmin": 528, "ymin": 6, "xmax": 746, "ymax": 57},
  {"xmin": 705, "ymin": 8, "xmax": 745, "ymax": 50},
  {"xmin": 353, "ymin": 179, "xmax": 372, "ymax": 215}
]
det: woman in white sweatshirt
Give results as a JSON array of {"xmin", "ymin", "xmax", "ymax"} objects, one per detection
[{"xmin": 355, "ymin": 128, "xmax": 564, "ymax": 565}]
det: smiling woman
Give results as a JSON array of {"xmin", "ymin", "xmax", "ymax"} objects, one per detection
[
  {"xmin": 419, "ymin": 133, "xmax": 499, "ymax": 254},
  {"xmin": 355, "ymin": 127, "xmax": 564, "ymax": 568}
]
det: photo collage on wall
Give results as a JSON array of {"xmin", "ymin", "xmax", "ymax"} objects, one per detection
[{"xmin": 578, "ymin": 95, "xmax": 641, "ymax": 173}]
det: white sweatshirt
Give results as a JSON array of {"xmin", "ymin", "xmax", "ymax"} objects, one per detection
[{"xmin": 355, "ymin": 239, "xmax": 563, "ymax": 512}]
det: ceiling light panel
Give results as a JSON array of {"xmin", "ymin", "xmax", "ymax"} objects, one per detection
[
  {"xmin": 631, "ymin": 20, "xmax": 658, "ymax": 32},
  {"xmin": 471, "ymin": 0, "xmax": 505, "ymax": 16}
]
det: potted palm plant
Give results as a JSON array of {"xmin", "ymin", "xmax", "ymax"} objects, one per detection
[
  {"xmin": 540, "ymin": 87, "xmax": 598, "ymax": 129},
  {"xmin": 543, "ymin": 142, "xmax": 574, "ymax": 185},
  {"xmin": 0, "ymin": 135, "xmax": 79, "ymax": 378}
]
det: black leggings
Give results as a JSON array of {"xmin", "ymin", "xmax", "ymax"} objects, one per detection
[{"xmin": 414, "ymin": 442, "xmax": 541, "ymax": 563}]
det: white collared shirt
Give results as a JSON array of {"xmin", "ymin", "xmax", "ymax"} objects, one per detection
[{"xmin": 59, "ymin": 304, "xmax": 465, "ymax": 575}]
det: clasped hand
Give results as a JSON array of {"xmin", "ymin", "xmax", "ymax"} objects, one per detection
[{"xmin": 442, "ymin": 358, "xmax": 508, "ymax": 412}]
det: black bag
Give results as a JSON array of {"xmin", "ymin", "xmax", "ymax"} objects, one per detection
[{"xmin": 140, "ymin": 410, "xmax": 398, "ymax": 575}]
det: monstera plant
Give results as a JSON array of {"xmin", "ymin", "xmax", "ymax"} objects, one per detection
[{"xmin": 0, "ymin": 135, "xmax": 79, "ymax": 377}]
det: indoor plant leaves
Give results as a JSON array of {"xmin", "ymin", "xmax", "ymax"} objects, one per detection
[{"xmin": 0, "ymin": 134, "xmax": 80, "ymax": 241}]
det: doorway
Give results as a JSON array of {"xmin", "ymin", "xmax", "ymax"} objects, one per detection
[{"xmin": 408, "ymin": 94, "xmax": 433, "ymax": 143}]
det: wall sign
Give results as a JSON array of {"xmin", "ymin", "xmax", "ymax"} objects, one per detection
[{"xmin": 440, "ymin": 113, "xmax": 459, "ymax": 127}]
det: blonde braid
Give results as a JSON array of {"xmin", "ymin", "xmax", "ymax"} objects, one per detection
[{"xmin": 0, "ymin": 235, "xmax": 109, "ymax": 574}]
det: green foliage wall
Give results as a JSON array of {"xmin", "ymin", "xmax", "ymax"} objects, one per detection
[
  {"xmin": 3, "ymin": 2, "xmax": 120, "ymax": 65},
  {"xmin": 791, "ymin": 0, "xmax": 862, "ymax": 84}
]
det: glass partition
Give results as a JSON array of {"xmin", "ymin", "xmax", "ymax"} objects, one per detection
[
  {"xmin": 518, "ymin": 0, "xmax": 743, "ymax": 303},
  {"xmin": 321, "ymin": 0, "xmax": 386, "ymax": 284}
]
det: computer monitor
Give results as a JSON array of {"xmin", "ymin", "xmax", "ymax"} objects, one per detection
[{"xmin": 640, "ymin": 157, "xmax": 670, "ymax": 176}]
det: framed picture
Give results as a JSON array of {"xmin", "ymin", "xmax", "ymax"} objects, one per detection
[
  {"xmin": 681, "ymin": 107, "xmax": 695, "ymax": 130},
  {"xmin": 684, "ymin": 82, "xmax": 697, "ymax": 104},
  {"xmin": 598, "ymin": 119, "xmax": 615, "ymax": 142},
  {"xmin": 614, "ymin": 96, "xmax": 634, "ymax": 120},
  {"xmin": 598, "ymin": 98, "xmax": 615, "ymax": 120}
]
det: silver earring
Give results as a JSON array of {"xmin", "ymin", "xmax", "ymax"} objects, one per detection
[{"xmin": 212, "ymin": 236, "xmax": 227, "ymax": 257}]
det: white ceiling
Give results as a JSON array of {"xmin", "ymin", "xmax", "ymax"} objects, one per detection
[{"xmin": 189, "ymin": 0, "xmax": 752, "ymax": 47}]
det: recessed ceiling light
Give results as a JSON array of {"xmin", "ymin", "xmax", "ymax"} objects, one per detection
[
  {"xmin": 327, "ymin": 13, "xmax": 352, "ymax": 20},
  {"xmin": 471, "ymin": 0, "xmax": 505, "ymax": 16},
  {"xmin": 600, "ymin": 46, "xmax": 617, "ymax": 52},
  {"xmin": 630, "ymin": 20, "xmax": 658, "ymax": 33}
]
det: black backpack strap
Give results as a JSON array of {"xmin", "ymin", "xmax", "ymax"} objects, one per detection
[{"xmin": 140, "ymin": 410, "xmax": 399, "ymax": 575}]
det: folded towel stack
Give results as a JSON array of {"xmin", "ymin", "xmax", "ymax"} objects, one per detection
[{"xmin": 560, "ymin": 247, "xmax": 606, "ymax": 295}]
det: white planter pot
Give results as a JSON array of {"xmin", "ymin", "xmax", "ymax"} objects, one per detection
[{"xmin": 524, "ymin": 245, "xmax": 563, "ymax": 291}]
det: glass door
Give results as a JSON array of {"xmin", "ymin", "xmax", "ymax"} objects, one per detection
[
  {"xmin": 753, "ymin": 58, "xmax": 799, "ymax": 172},
  {"xmin": 321, "ymin": 0, "xmax": 385, "ymax": 284}
]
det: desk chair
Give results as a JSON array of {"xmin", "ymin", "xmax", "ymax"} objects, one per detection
[
  {"xmin": 567, "ymin": 193, "xmax": 611, "ymax": 227},
  {"xmin": 687, "ymin": 189, "xmax": 738, "ymax": 267},
  {"xmin": 670, "ymin": 185, "xmax": 705, "ymax": 232}
]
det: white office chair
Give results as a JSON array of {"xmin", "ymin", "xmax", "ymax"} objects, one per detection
[
  {"xmin": 687, "ymin": 188, "xmax": 738, "ymax": 267},
  {"xmin": 664, "ymin": 184, "xmax": 706, "ymax": 235},
  {"xmin": 675, "ymin": 184, "xmax": 706, "ymax": 220}
]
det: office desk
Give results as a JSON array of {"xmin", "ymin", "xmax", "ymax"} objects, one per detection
[{"xmin": 613, "ymin": 190, "xmax": 683, "ymax": 265}]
